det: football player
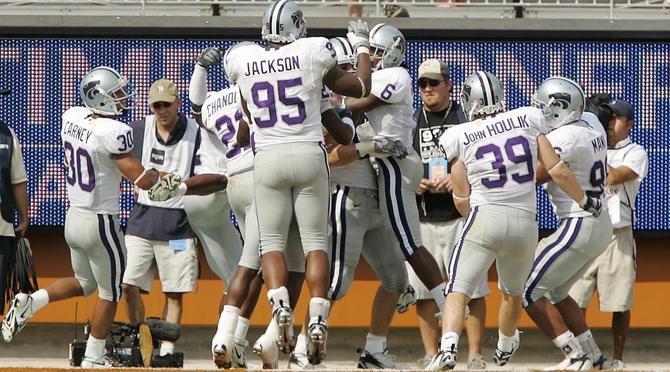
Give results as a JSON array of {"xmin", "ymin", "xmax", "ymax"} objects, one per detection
[
  {"xmin": 342, "ymin": 24, "xmax": 447, "ymax": 315},
  {"xmin": 1, "ymin": 67, "xmax": 181, "ymax": 368},
  {"xmin": 225, "ymin": 0, "xmax": 373, "ymax": 364},
  {"xmin": 523, "ymin": 77, "xmax": 612, "ymax": 370},
  {"xmin": 426, "ymin": 71, "xmax": 602, "ymax": 370}
]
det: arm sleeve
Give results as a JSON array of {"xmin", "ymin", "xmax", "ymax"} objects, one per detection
[
  {"xmin": 622, "ymin": 145, "xmax": 649, "ymax": 179},
  {"xmin": 9, "ymin": 128, "xmax": 27, "ymax": 184},
  {"xmin": 189, "ymin": 64, "xmax": 208, "ymax": 107},
  {"xmin": 99, "ymin": 121, "xmax": 135, "ymax": 155},
  {"xmin": 370, "ymin": 69, "xmax": 410, "ymax": 104}
]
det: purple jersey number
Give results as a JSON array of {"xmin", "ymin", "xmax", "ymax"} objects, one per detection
[
  {"xmin": 251, "ymin": 78, "xmax": 306, "ymax": 128},
  {"xmin": 215, "ymin": 110, "xmax": 249, "ymax": 159},
  {"xmin": 587, "ymin": 160, "xmax": 606, "ymax": 198},
  {"xmin": 64, "ymin": 141, "xmax": 96, "ymax": 192},
  {"xmin": 476, "ymin": 135, "xmax": 534, "ymax": 189}
]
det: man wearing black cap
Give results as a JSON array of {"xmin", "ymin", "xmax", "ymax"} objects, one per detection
[
  {"xmin": 412, "ymin": 59, "xmax": 488, "ymax": 370},
  {"xmin": 569, "ymin": 99, "xmax": 648, "ymax": 370}
]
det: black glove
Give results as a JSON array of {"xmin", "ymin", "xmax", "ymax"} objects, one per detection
[{"xmin": 580, "ymin": 196, "xmax": 602, "ymax": 217}]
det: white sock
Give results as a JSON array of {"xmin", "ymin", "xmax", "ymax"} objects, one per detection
[
  {"xmin": 295, "ymin": 333, "xmax": 308, "ymax": 355},
  {"xmin": 31, "ymin": 289, "xmax": 49, "ymax": 313},
  {"xmin": 234, "ymin": 316, "xmax": 250, "ymax": 345},
  {"xmin": 309, "ymin": 297, "xmax": 331, "ymax": 323},
  {"xmin": 84, "ymin": 335, "xmax": 106, "ymax": 360},
  {"xmin": 576, "ymin": 330, "xmax": 601, "ymax": 360},
  {"xmin": 267, "ymin": 286, "xmax": 290, "ymax": 311},
  {"xmin": 364, "ymin": 333, "xmax": 387, "ymax": 354},
  {"xmin": 217, "ymin": 305, "xmax": 240, "ymax": 335},
  {"xmin": 497, "ymin": 329, "xmax": 518, "ymax": 353},
  {"xmin": 552, "ymin": 331, "xmax": 583, "ymax": 358},
  {"xmin": 160, "ymin": 341, "xmax": 175, "ymax": 356},
  {"xmin": 429, "ymin": 283, "xmax": 446, "ymax": 311},
  {"xmin": 440, "ymin": 331, "xmax": 459, "ymax": 353}
]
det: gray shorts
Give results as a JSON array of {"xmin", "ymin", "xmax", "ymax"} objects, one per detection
[
  {"xmin": 524, "ymin": 212, "xmax": 613, "ymax": 307},
  {"xmin": 569, "ymin": 227, "xmax": 636, "ymax": 312},
  {"xmin": 65, "ymin": 208, "xmax": 126, "ymax": 302},
  {"xmin": 376, "ymin": 153, "xmax": 424, "ymax": 259},
  {"xmin": 409, "ymin": 219, "xmax": 490, "ymax": 300},
  {"xmin": 229, "ymin": 170, "xmax": 305, "ymax": 272},
  {"xmin": 328, "ymin": 185, "xmax": 408, "ymax": 300},
  {"xmin": 122, "ymin": 235, "xmax": 199, "ymax": 293},
  {"xmin": 254, "ymin": 142, "xmax": 330, "ymax": 255},
  {"xmin": 183, "ymin": 191, "xmax": 243, "ymax": 287},
  {"xmin": 447, "ymin": 204, "xmax": 537, "ymax": 298}
]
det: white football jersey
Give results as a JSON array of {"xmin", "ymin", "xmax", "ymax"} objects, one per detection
[
  {"xmin": 439, "ymin": 106, "xmax": 549, "ymax": 214},
  {"xmin": 365, "ymin": 67, "xmax": 415, "ymax": 146},
  {"xmin": 194, "ymin": 128, "xmax": 228, "ymax": 176},
  {"xmin": 227, "ymin": 38, "xmax": 337, "ymax": 149},
  {"xmin": 605, "ymin": 137, "xmax": 648, "ymax": 228},
  {"xmin": 202, "ymin": 84, "xmax": 253, "ymax": 176},
  {"xmin": 544, "ymin": 112, "xmax": 608, "ymax": 219},
  {"xmin": 61, "ymin": 106, "xmax": 133, "ymax": 215}
]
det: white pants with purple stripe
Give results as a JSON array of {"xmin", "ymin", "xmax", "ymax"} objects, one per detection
[
  {"xmin": 376, "ymin": 153, "xmax": 424, "ymax": 259},
  {"xmin": 523, "ymin": 212, "xmax": 612, "ymax": 307},
  {"xmin": 328, "ymin": 184, "xmax": 408, "ymax": 300},
  {"xmin": 65, "ymin": 208, "xmax": 126, "ymax": 302},
  {"xmin": 446, "ymin": 204, "xmax": 537, "ymax": 298}
]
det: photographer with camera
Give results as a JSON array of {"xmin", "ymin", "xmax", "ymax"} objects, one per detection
[{"xmin": 569, "ymin": 99, "xmax": 648, "ymax": 369}]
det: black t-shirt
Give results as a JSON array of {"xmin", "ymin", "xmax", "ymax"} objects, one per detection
[{"xmin": 413, "ymin": 102, "xmax": 465, "ymax": 222}]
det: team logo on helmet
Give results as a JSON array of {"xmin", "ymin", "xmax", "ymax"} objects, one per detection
[
  {"xmin": 83, "ymin": 80, "xmax": 100, "ymax": 100},
  {"xmin": 291, "ymin": 10, "xmax": 304, "ymax": 29},
  {"xmin": 462, "ymin": 84, "xmax": 472, "ymax": 102},
  {"xmin": 548, "ymin": 92, "xmax": 571, "ymax": 109}
]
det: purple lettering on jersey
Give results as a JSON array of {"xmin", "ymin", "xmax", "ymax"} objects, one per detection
[
  {"xmin": 244, "ymin": 56, "xmax": 300, "ymax": 77},
  {"xmin": 250, "ymin": 78, "xmax": 307, "ymax": 128},
  {"xmin": 278, "ymin": 78, "xmax": 306, "ymax": 125},
  {"xmin": 475, "ymin": 135, "xmax": 534, "ymax": 189},
  {"xmin": 587, "ymin": 160, "xmax": 606, "ymax": 198},
  {"xmin": 64, "ymin": 141, "xmax": 76, "ymax": 186}
]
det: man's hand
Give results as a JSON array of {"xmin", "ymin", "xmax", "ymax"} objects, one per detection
[
  {"xmin": 148, "ymin": 173, "xmax": 184, "ymax": 202},
  {"xmin": 196, "ymin": 47, "xmax": 221, "ymax": 68},
  {"xmin": 347, "ymin": 20, "xmax": 370, "ymax": 53},
  {"xmin": 14, "ymin": 218, "xmax": 28, "ymax": 238},
  {"xmin": 356, "ymin": 137, "xmax": 408, "ymax": 159},
  {"xmin": 432, "ymin": 175, "xmax": 453, "ymax": 193},
  {"xmin": 579, "ymin": 195, "xmax": 602, "ymax": 217},
  {"xmin": 416, "ymin": 178, "xmax": 432, "ymax": 196}
]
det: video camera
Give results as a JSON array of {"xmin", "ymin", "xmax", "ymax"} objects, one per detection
[{"xmin": 585, "ymin": 92, "xmax": 614, "ymax": 130}]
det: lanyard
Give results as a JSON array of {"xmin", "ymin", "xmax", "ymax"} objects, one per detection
[{"xmin": 422, "ymin": 101, "xmax": 452, "ymax": 149}]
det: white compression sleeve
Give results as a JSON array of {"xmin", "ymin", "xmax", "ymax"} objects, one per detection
[{"xmin": 189, "ymin": 64, "xmax": 208, "ymax": 107}]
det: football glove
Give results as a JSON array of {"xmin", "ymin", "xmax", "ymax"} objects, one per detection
[
  {"xmin": 579, "ymin": 195, "xmax": 602, "ymax": 217},
  {"xmin": 356, "ymin": 137, "xmax": 408, "ymax": 159},
  {"xmin": 196, "ymin": 47, "xmax": 221, "ymax": 68},
  {"xmin": 148, "ymin": 173, "xmax": 184, "ymax": 202},
  {"xmin": 347, "ymin": 20, "xmax": 370, "ymax": 54}
]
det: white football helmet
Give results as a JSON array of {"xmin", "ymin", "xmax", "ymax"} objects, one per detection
[
  {"xmin": 531, "ymin": 76, "xmax": 585, "ymax": 130},
  {"xmin": 329, "ymin": 36, "xmax": 356, "ymax": 69},
  {"xmin": 261, "ymin": 0, "xmax": 307, "ymax": 44},
  {"xmin": 461, "ymin": 71, "xmax": 505, "ymax": 121},
  {"xmin": 368, "ymin": 23, "xmax": 406, "ymax": 70},
  {"xmin": 80, "ymin": 66, "xmax": 133, "ymax": 116},
  {"xmin": 223, "ymin": 41, "xmax": 256, "ymax": 83}
]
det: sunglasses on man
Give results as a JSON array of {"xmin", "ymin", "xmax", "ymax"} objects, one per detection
[
  {"xmin": 418, "ymin": 78, "xmax": 444, "ymax": 89},
  {"xmin": 151, "ymin": 101, "xmax": 173, "ymax": 109}
]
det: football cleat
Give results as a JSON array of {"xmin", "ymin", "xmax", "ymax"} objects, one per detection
[
  {"xmin": 273, "ymin": 305, "xmax": 296, "ymax": 354},
  {"xmin": 396, "ymin": 285, "xmax": 417, "ymax": 313},
  {"xmin": 253, "ymin": 332, "xmax": 279, "ymax": 369},
  {"xmin": 493, "ymin": 330, "xmax": 520, "ymax": 366},
  {"xmin": 425, "ymin": 348, "xmax": 457, "ymax": 371},
  {"xmin": 466, "ymin": 354, "xmax": 487, "ymax": 370},
  {"xmin": 2, "ymin": 293, "xmax": 33, "ymax": 342},
  {"xmin": 357, "ymin": 348, "xmax": 401, "ymax": 369},
  {"xmin": 306, "ymin": 316, "xmax": 328, "ymax": 365},
  {"xmin": 592, "ymin": 353, "xmax": 608, "ymax": 370},
  {"xmin": 81, "ymin": 356, "xmax": 115, "ymax": 368},
  {"xmin": 609, "ymin": 359, "xmax": 625, "ymax": 370},
  {"xmin": 543, "ymin": 354, "xmax": 592, "ymax": 371},
  {"xmin": 211, "ymin": 331, "xmax": 234, "ymax": 368},
  {"xmin": 232, "ymin": 339, "xmax": 249, "ymax": 368},
  {"xmin": 288, "ymin": 351, "xmax": 326, "ymax": 370}
]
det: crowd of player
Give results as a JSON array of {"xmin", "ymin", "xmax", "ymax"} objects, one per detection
[{"xmin": 0, "ymin": 0, "xmax": 648, "ymax": 370}]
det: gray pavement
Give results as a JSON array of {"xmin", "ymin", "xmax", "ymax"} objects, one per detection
[{"xmin": 0, "ymin": 325, "xmax": 668, "ymax": 370}]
